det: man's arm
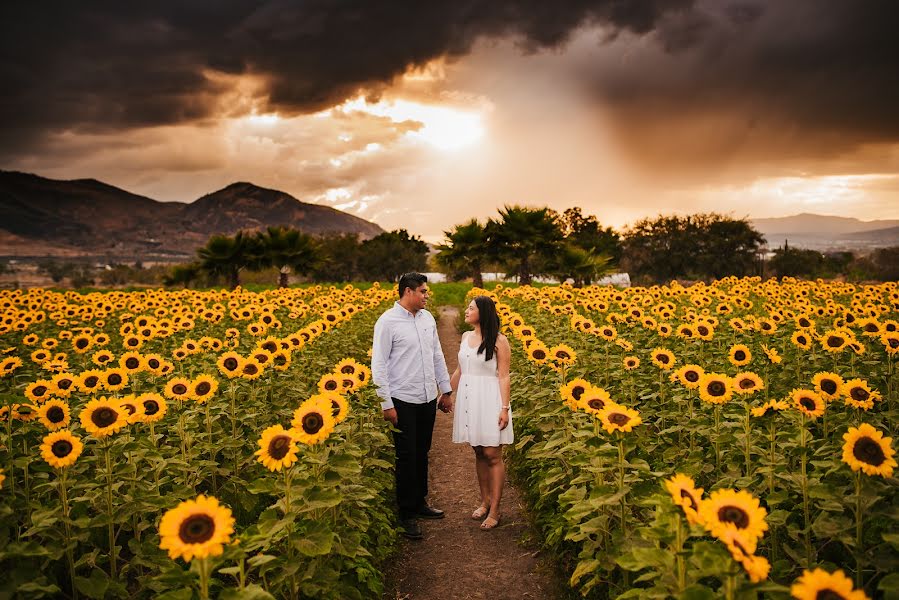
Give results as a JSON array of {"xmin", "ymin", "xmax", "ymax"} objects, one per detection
[
  {"xmin": 432, "ymin": 314, "xmax": 452, "ymax": 397},
  {"xmin": 371, "ymin": 316, "xmax": 395, "ymax": 411}
]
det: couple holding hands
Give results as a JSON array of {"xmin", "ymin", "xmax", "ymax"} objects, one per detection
[{"xmin": 371, "ymin": 273, "xmax": 513, "ymax": 539}]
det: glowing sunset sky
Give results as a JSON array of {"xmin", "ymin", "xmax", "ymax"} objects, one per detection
[{"xmin": 2, "ymin": 1, "xmax": 898, "ymax": 241}]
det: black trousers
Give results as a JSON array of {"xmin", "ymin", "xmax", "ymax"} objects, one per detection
[{"xmin": 392, "ymin": 398, "xmax": 437, "ymax": 519}]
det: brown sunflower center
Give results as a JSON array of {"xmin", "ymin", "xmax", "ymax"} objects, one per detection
[
  {"xmin": 826, "ymin": 336, "xmax": 844, "ymax": 348},
  {"xmin": 685, "ymin": 371, "xmax": 700, "ymax": 383},
  {"xmin": 698, "ymin": 326, "xmax": 709, "ymax": 336},
  {"xmin": 587, "ymin": 398, "xmax": 605, "ymax": 410},
  {"xmin": 864, "ymin": 323, "xmax": 878, "ymax": 332},
  {"xmin": 47, "ymin": 406, "xmax": 65, "ymax": 423},
  {"xmin": 853, "ymin": 437, "xmax": 886, "ymax": 466},
  {"xmin": 708, "ymin": 381, "xmax": 726, "ymax": 396},
  {"xmin": 178, "ymin": 514, "xmax": 216, "ymax": 544},
  {"xmin": 331, "ymin": 400, "xmax": 341, "ymax": 417},
  {"xmin": 340, "ymin": 365, "xmax": 355, "ymax": 374},
  {"xmin": 84, "ymin": 376, "xmax": 99, "ymax": 388},
  {"xmin": 820, "ymin": 380, "xmax": 838, "ymax": 395},
  {"xmin": 107, "ymin": 373, "xmax": 122, "ymax": 385},
  {"xmin": 556, "ymin": 351, "xmax": 570, "ymax": 360},
  {"xmin": 572, "ymin": 386, "xmax": 585, "ymax": 401},
  {"xmin": 51, "ymin": 439, "xmax": 73, "ymax": 458},
  {"xmin": 172, "ymin": 383, "xmax": 188, "ymax": 395},
  {"xmin": 850, "ymin": 387, "xmax": 869, "ymax": 402},
  {"xmin": 799, "ymin": 397, "xmax": 816, "ymax": 411},
  {"xmin": 33, "ymin": 385, "xmax": 47, "ymax": 396},
  {"xmin": 302, "ymin": 412, "xmax": 324, "ymax": 434},
  {"xmin": 682, "ymin": 328, "xmax": 693, "ymax": 337},
  {"xmin": 195, "ymin": 382, "xmax": 211, "ymax": 396},
  {"xmin": 127, "ymin": 338, "xmax": 139, "ymax": 347},
  {"xmin": 680, "ymin": 489, "xmax": 698, "ymax": 511},
  {"xmin": 799, "ymin": 318, "xmax": 811, "ymax": 327},
  {"xmin": 268, "ymin": 435, "xmax": 291, "ymax": 460},
  {"xmin": 243, "ymin": 364, "xmax": 259, "ymax": 376},
  {"xmin": 262, "ymin": 342, "xmax": 277, "ymax": 353},
  {"xmin": 91, "ymin": 407, "xmax": 118, "ymax": 428},
  {"xmin": 532, "ymin": 350, "xmax": 546, "ymax": 360},
  {"xmin": 717, "ymin": 505, "xmax": 750, "ymax": 529},
  {"xmin": 143, "ymin": 400, "xmax": 160, "ymax": 415},
  {"xmin": 121, "ymin": 403, "xmax": 136, "ymax": 415},
  {"xmin": 609, "ymin": 412, "xmax": 630, "ymax": 426},
  {"xmin": 148, "ymin": 358, "xmax": 160, "ymax": 369},
  {"xmin": 656, "ymin": 354, "xmax": 670, "ymax": 364},
  {"xmin": 223, "ymin": 357, "xmax": 239, "ymax": 371},
  {"xmin": 324, "ymin": 380, "xmax": 338, "ymax": 391},
  {"xmin": 76, "ymin": 338, "xmax": 89, "ymax": 349},
  {"xmin": 739, "ymin": 378, "xmax": 756, "ymax": 390},
  {"xmin": 797, "ymin": 335, "xmax": 808, "ymax": 345},
  {"xmin": 734, "ymin": 350, "xmax": 746, "ymax": 361}
]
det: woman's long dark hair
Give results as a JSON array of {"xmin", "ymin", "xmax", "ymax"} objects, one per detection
[{"xmin": 474, "ymin": 295, "xmax": 500, "ymax": 361}]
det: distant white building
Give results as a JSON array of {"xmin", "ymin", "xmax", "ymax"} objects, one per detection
[{"xmin": 422, "ymin": 272, "xmax": 631, "ymax": 287}]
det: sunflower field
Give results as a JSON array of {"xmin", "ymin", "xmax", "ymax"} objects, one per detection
[
  {"xmin": 0, "ymin": 284, "xmax": 400, "ymax": 599},
  {"xmin": 486, "ymin": 277, "xmax": 898, "ymax": 600}
]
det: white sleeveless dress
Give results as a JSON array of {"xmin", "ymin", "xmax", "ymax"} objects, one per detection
[{"xmin": 452, "ymin": 332, "xmax": 514, "ymax": 447}]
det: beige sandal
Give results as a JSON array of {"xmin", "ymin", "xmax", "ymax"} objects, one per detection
[
  {"xmin": 471, "ymin": 505, "xmax": 489, "ymax": 520},
  {"xmin": 480, "ymin": 515, "xmax": 500, "ymax": 530}
]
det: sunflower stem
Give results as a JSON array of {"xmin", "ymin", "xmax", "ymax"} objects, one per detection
[
  {"xmin": 798, "ymin": 414, "xmax": 812, "ymax": 567},
  {"xmin": 617, "ymin": 435, "xmax": 627, "ymax": 541},
  {"xmin": 714, "ymin": 405, "xmax": 721, "ymax": 474},
  {"xmin": 284, "ymin": 467, "xmax": 297, "ymax": 600},
  {"xmin": 743, "ymin": 407, "xmax": 752, "ymax": 480},
  {"xmin": 205, "ymin": 402, "xmax": 217, "ymax": 496},
  {"xmin": 104, "ymin": 439, "xmax": 118, "ymax": 579},
  {"xmin": 59, "ymin": 469, "xmax": 78, "ymax": 600},
  {"xmin": 674, "ymin": 514, "xmax": 686, "ymax": 593},
  {"xmin": 198, "ymin": 556, "xmax": 210, "ymax": 600},
  {"xmin": 854, "ymin": 471, "xmax": 864, "ymax": 588}
]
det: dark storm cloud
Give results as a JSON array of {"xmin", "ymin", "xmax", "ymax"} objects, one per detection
[
  {"xmin": 583, "ymin": 0, "xmax": 899, "ymax": 170},
  {"xmin": 2, "ymin": 0, "xmax": 897, "ymax": 168},
  {"xmin": 0, "ymin": 0, "xmax": 686, "ymax": 157}
]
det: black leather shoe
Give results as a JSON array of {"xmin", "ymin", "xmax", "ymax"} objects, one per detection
[
  {"xmin": 400, "ymin": 518, "xmax": 423, "ymax": 539},
  {"xmin": 417, "ymin": 505, "xmax": 445, "ymax": 519}
]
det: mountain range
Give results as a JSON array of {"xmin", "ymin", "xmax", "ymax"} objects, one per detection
[
  {"xmin": 0, "ymin": 171, "xmax": 383, "ymax": 259},
  {"xmin": 751, "ymin": 214, "xmax": 899, "ymax": 252}
]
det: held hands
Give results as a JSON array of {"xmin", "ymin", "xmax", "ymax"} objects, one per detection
[{"xmin": 437, "ymin": 392, "xmax": 454, "ymax": 414}]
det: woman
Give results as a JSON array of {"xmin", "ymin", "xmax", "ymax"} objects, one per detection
[{"xmin": 449, "ymin": 295, "xmax": 513, "ymax": 530}]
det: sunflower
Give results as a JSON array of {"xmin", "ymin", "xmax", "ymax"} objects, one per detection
[
  {"xmin": 790, "ymin": 568, "xmax": 869, "ymax": 600},
  {"xmin": 114, "ymin": 350, "xmax": 142, "ymax": 374},
  {"xmin": 12, "ymin": 403, "xmax": 37, "ymax": 421},
  {"xmin": 663, "ymin": 474, "xmax": 704, "ymax": 525},
  {"xmin": 716, "ymin": 523, "xmax": 758, "ymax": 558},
  {"xmin": 138, "ymin": 393, "xmax": 167, "ymax": 423},
  {"xmin": 271, "ymin": 351, "xmax": 292, "ymax": 371},
  {"xmin": 216, "ymin": 352, "xmax": 245, "ymax": 379},
  {"xmin": 24, "ymin": 379, "xmax": 53, "ymax": 403},
  {"xmin": 623, "ymin": 356, "xmax": 640, "ymax": 370},
  {"xmin": 761, "ymin": 344, "xmax": 782, "ymax": 364},
  {"xmin": 0, "ymin": 468, "xmax": 4, "ymax": 489},
  {"xmin": 191, "ymin": 375, "xmax": 219, "ymax": 404},
  {"xmin": 317, "ymin": 372, "xmax": 342, "ymax": 394},
  {"xmin": 37, "ymin": 399, "xmax": 70, "ymax": 431},
  {"xmin": 257, "ymin": 336, "xmax": 281, "ymax": 354},
  {"xmin": 733, "ymin": 372, "xmax": 764, "ymax": 396},
  {"xmin": 699, "ymin": 488, "xmax": 768, "ymax": 544},
  {"xmin": 71, "ymin": 334, "xmax": 93, "ymax": 354},
  {"xmin": 319, "ymin": 391, "xmax": 350, "ymax": 423},
  {"xmin": 650, "ymin": 348, "xmax": 675, "ymax": 370},
  {"xmin": 240, "ymin": 357, "xmax": 264, "ymax": 381},
  {"xmin": 76, "ymin": 369, "xmax": 104, "ymax": 393},
  {"xmin": 355, "ymin": 365, "xmax": 372, "ymax": 386},
  {"xmin": 616, "ymin": 338, "xmax": 634, "ymax": 352},
  {"xmin": 821, "ymin": 329, "xmax": 850, "ymax": 353},
  {"xmin": 841, "ymin": 378, "xmax": 879, "ymax": 410},
  {"xmin": 40, "ymin": 430, "xmax": 84, "ymax": 469},
  {"xmin": 577, "ymin": 387, "xmax": 612, "ymax": 415},
  {"xmin": 675, "ymin": 324, "xmax": 695, "ymax": 339},
  {"xmin": 251, "ymin": 349, "xmax": 273, "ymax": 367},
  {"xmin": 597, "ymin": 325, "xmax": 618, "ymax": 341},
  {"xmin": 673, "ymin": 364, "xmax": 705, "ymax": 389},
  {"xmin": 91, "ymin": 349, "xmax": 115, "ymax": 367},
  {"xmin": 118, "ymin": 395, "xmax": 145, "ymax": 424},
  {"xmin": 159, "ymin": 495, "xmax": 236, "ymax": 562},
  {"xmin": 0, "ymin": 356, "xmax": 22, "ymax": 376},
  {"xmin": 30, "ymin": 349, "xmax": 51, "ymax": 364},
  {"xmin": 728, "ymin": 344, "xmax": 752, "ymax": 367},
  {"xmin": 164, "ymin": 377, "xmax": 193, "ymax": 402},
  {"xmin": 143, "ymin": 353, "xmax": 166, "ymax": 375},
  {"xmin": 291, "ymin": 398, "xmax": 336, "ymax": 445},
  {"xmin": 881, "ymin": 332, "xmax": 899, "ymax": 356},
  {"xmin": 841, "ymin": 423, "xmax": 896, "ymax": 478},
  {"xmin": 561, "ymin": 378, "xmax": 592, "ymax": 406},
  {"xmin": 791, "ymin": 389, "xmax": 825, "ymax": 418},
  {"xmin": 812, "ymin": 372, "xmax": 844, "ymax": 401},
  {"xmin": 694, "ymin": 323, "xmax": 714, "ymax": 341},
  {"xmin": 526, "ymin": 341, "xmax": 550, "ymax": 364},
  {"xmin": 791, "ymin": 331, "xmax": 812, "ymax": 350},
  {"xmin": 549, "ymin": 344, "xmax": 577, "ymax": 366},
  {"xmin": 79, "ymin": 397, "xmax": 127, "ymax": 438},
  {"xmin": 255, "ymin": 425, "xmax": 300, "ymax": 471},
  {"xmin": 597, "ymin": 403, "xmax": 642, "ymax": 434},
  {"xmin": 334, "ymin": 357, "xmax": 361, "ymax": 376},
  {"xmin": 698, "ymin": 373, "xmax": 733, "ymax": 405},
  {"xmin": 101, "ymin": 368, "xmax": 129, "ymax": 392}
]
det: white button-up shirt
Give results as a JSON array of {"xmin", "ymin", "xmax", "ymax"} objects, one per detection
[{"xmin": 371, "ymin": 302, "xmax": 452, "ymax": 410}]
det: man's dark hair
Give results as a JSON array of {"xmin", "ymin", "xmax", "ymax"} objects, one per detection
[{"xmin": 398, "ymin": 272, "xmax": 427, "ymax": 298}]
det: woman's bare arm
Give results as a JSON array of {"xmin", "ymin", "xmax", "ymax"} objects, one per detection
[{"xmin": 496, "ymin": 334, "xmax": 511, "ymax": 429}]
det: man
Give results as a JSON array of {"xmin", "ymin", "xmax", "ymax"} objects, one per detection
[{"xmin": 371, "ymin": 272, "xmax": 452, "ymax": 539}]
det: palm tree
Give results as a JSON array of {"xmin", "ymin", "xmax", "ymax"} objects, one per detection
[
  {"xmin": 435, "ymin": 219, "xmax": 487, "ymax": 287},
  {"xmin": 548, "ymin": 243, "xmax": 611, "ymax": 287},
  {"xmin": 257, "ymin": 226, "xmax": 319, "ymax": 287},
  {"xmin": 485, "ymin": 205, "xmax": 564, "ymax": 285},
  {"xmin": 197, "ymin": 232, "xmax": 252, "ymax": 289}
]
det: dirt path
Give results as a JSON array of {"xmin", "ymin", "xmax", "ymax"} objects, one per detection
[{"xmin": 383, "ymin": 306, "xmax": 558, "ymax": 600}]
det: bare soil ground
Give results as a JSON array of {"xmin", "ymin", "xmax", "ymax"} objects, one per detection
[{"xmin": 383, "ymin": 306, "xmax": 561, "ymax": 600}]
